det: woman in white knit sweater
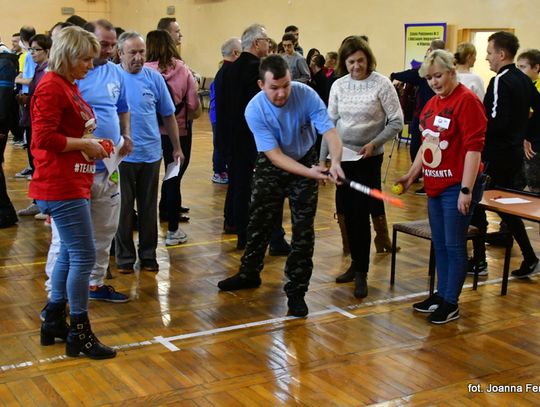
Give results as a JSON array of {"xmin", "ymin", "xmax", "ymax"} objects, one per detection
[
  {"xmin": 320, "ymin": 36, "xmax": 403, "ymax": 298},
  {"xmin": 455, "ymin": 42, "xmax": 485, "ymax": 100}
]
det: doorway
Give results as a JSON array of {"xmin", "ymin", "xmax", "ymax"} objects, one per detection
[{"xmin": 457, "ymin": 28, "xmax": 515, "ymax": 90}]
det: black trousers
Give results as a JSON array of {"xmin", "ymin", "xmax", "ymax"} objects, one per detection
[
  {"xmin": 0, "ymin": 127, "xmax": 16, "ymax": 217},
  {"xmin": 338, "ymin": 154, "xmax": 384, "ymax": 273},
  {"xmin": 159, "ymin": 131, "xmax": 192, "ymax": 231},
  {"xmin": 225, "ymin": 148, "xmax": 286, "ymax": 245},
  {"xmin": 471, "ymin": 153, "xmax": 536, "ymax": 263}
]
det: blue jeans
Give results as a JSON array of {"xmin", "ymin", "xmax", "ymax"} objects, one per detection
[
  {"xmin": 36, "ymin": 199, "xmax": 95, "ymax": 314},
  {"xmin": 428, "ymin": 181, "xmax": 482, "ymax": 304}
]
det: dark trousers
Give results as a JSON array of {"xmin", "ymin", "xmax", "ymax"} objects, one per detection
[
  {"xmin": 0, "ymin": 129, "xmax": 15, "ymax": 216},
  {"xmin": 338, "ymin": 154, "xmax": 384, "ymax": 273},
  {"xmin": 8, "ymin": 96, "xmax": 23, "ymax": 142},
  {"xmin": 225, "ymin": 149, "xmax": 286, "ymax": 244},
  {"xmin": 25, "ymin": 126, "xmax": 34, "ymax": 171},
  {"xmin": 471, "ymin": 155, "xmax": 537, "ymax": 263},
  {"xmin": 178, "ymin": 126, "xmax": 193, "ymax": 207},
  {"xmin": 239, "ymin": 148, "xmax": 318, "ymax": 297},
  {"xmin": 211, "ymin": 123, "xmax": 227, "ymax": 174},
  {"xmin": 159, "ymin": 132, "xmax": 192, "ymax": 231},
  {"xmin": 335, "ymin": 154, "xmax": 385, "ymax": 218},
  {"xmin": 115, "ymin": 160, "xmax": 161, "ymax": 265},
  {"xmin": 225, "ymin": 150, "xmax": 255, "ymax": 239}
]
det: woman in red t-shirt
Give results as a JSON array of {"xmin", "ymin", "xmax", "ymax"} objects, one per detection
[
  {"xmin": 397, "ymin": 49, "xmax": 487, "ymax": 324},
  {"xmin": 31, "ymin": 26, "xmax": 115, "ymax": 359}
]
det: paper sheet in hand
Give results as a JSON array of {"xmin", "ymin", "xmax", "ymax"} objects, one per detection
[
  {"xmin": 164, "ymin": 162, "xmax": 180, "ymax": 181},
  {"xmin": 327, "ymin": 146, "xmax": 363, "ymax": 162},
  {"xmin": 102, "ymin": 137, "xmax": 124, "ymax": 174},
  {"xmin": 493, "ymin": 197, "xmax": 532, "ymax": 204}
]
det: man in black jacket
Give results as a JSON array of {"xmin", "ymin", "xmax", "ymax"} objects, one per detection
[
  {"xmin": 0, "ymin": 52, "xmax": 19, "ymax": 227},
  {"xmin": 220, "ymin": 24, "xmax": 290, "ymax": 253},
  {"xmin": 471, "ymin": 31, "xmax": 540, "ymax": 278}
]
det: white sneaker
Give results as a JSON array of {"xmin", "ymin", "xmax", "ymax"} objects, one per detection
[
  {"xmin": 34, "ymin": 212, "xmax": 47, "ymax": 220},
  {"xmin": 15, "ymin": 167, "xmax": 32, "ymax": 178},
  {"xmin": 165, "ymin": 228, "xmax": 188, "ymax": 246}
]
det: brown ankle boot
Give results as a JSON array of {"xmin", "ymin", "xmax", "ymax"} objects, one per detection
[
  {"xmin": 372, "ymin": 214, "xmax": 398, "ymax": 253},
  {"xmin": 335, "ymin": 213, "xmax": 350, "ymax": 255}
]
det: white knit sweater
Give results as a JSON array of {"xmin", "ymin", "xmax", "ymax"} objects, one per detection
[{"xmin": 320, "ymin": 72, "xmax": 403, "ymax": 160}]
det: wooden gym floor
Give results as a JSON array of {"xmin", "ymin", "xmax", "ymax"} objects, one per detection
[{"xmin": 1, "ymin": 116, "xmax": 540, "ymax": 406}]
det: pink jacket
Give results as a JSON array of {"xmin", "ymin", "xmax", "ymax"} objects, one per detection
[{"xmin": 145, "ymin": 59, "xmax": 199, "ymax": 136}]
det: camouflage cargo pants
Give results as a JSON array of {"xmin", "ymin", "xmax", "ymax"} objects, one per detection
[{"xmin": 239, "ymin": 147, "xmax": 318, "ymax": 297}]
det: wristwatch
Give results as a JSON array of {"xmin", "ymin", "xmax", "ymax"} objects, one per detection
[{"xmin": 460, "ymin": 186, "xmax": 471, "ymax": 195}]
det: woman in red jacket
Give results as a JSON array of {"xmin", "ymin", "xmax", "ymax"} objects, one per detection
[{"xmin": 31, "ymin": 26, "xmax": 115, "ymax": 359}]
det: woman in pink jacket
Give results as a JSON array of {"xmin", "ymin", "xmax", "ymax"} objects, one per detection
[{"xmin": 145, "ymin": 30, "xmax": 200, "ymax": 246}]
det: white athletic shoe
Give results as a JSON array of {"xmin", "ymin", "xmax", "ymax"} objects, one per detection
[{"xmin": 165, "ymin": 228, "xmax": 188, "ymax": 246}]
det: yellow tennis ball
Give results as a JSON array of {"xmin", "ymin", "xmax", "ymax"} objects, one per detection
[{"xmin": 391, "ymin": 183, "xmax": 404, "ymax": 195}]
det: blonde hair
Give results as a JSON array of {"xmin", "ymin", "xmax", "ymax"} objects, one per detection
[
  {"xmin": 419, "ymin": 49, "xmax": 455, "ymax": 77},
  {"xmin": 454, "ymin": 42, "xmax": 476, "ymax": 65},
  {"xmin": 48, "ymin": 26, "xmax": 100, "ymax": 77}
]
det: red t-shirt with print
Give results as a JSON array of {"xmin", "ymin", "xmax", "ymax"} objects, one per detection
[
  {"xmin": 419, "ymin": 84, "xmax": 486, "ymax": 197},
  {"xmin": 29, "ymin": 72, "xmax": 96, "ymax": 200}
]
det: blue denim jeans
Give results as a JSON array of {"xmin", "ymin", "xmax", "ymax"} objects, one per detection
[
  {"xmin": 428, "ymin": 181, "xmax": 482, "ymax": 304},
  {"xmin": 36, "ymin": 199, "xmax": 95, "ymax": 314}
]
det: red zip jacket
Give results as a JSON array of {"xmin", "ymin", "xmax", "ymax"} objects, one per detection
[{"xmin": 29, "ymin": 72, "xmax": 96, "ymax": 200}]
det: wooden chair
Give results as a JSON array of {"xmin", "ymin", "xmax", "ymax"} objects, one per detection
[{"xmin": 390, "ymin": 219, "xmax": 484, "ymax": 294}]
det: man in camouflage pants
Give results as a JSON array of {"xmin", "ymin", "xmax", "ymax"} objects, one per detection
[{"xmin": 218, "ymin": 55, "xmax": 343, "ymax": 317}]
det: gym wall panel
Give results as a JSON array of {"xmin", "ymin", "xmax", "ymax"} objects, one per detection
[{"xmin": 3, "ymin": 0, "xmax": 540, "ymax": 79}]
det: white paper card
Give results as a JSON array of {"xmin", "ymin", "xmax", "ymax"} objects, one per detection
[
  {"xmin": 328, "ymin": 146, "xmax": 363, "ymax": 162},
  {"xmin": 493, "ymin": 197, "xmax": 531, "ymax": 204},
  {"xmin": 102, "ymin": 137, "xmax": 124, "ymax": 174},
  {"xmin": 164, "ymin": 162, "xmax": 180, "ymax": 181},
  {"xmin": 434, "ymin": 115, "xmax": 451, "ymax": 129}
]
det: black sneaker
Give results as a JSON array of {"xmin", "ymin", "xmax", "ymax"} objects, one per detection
[
  {"xmin": 414, "ymin": 186, "xmax": 426, "ymax": 196},
  {"xmin": 428, "ymin": 301, "xmax": 459, "ymax": 324},
  {"xmin": 287, "ymin": 296, "xmax": 308, "ymax": 317},
  {"xmin": 511, "ymin": 258, "xmax": 539, "ymax": 279},
  {"xmin": 466, "ymin": 258, "xmax": 488, "ymax": 276},
  {"xmin": 413, "ymin": 293, "xmax": 443, "ymax": 313},
  {"xmin": 217, "ymin": 272, "xmax": 261, "ymax": 291}
]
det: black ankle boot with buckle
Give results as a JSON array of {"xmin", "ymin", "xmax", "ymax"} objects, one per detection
[
  {"xmin": 66, "ymin": 313, "xmax": 116, "ymax": 359},
  {"xmin": 40, "ymin": 301, "xmax": 69, "ymax": 346}
]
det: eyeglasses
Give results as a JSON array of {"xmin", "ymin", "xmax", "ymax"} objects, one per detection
[
  {"xmin": 29, "ymin": 47, "xmax": 44, "ymax": 53},
  {"xmin": 256, "ymin": 37, "xmax": 270, "ymax": 44}
]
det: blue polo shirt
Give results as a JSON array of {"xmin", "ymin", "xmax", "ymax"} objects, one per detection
[
  {"xmin": 77, "ymin": 62, "xmax": 129, "ymax": 172},
  {"xmin": 22, "ymin": 53, "xmax": 36, "ymax": 93},
  {"xmin": 245, "ymin": 82, "xmax": 333, "ymax": 160},
  {"xmin": 121, "ymin": 66, "xmax": 174, "ymax": 163}
]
